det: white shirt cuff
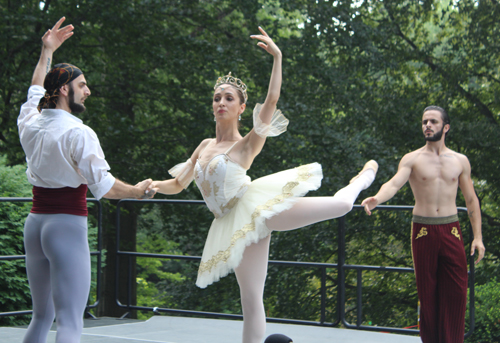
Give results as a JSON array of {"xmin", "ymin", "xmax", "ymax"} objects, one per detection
[
  {"xmin": 28, "ymin": 85, "xmax": 45, "ymax": 98},
  {"xmin": 88, "ymin": 173, "xmax": 116, "ymax": 200}
]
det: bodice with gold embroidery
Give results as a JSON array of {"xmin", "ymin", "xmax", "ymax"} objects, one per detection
[
  {"xmin": 168, "ymin": 103, "xmax": 289, "ymax": 216},
  {"xmin": 194, "ymin": 152, "xmax": 251, "ymax": 219}
]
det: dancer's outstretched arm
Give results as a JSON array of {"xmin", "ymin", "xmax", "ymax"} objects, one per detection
[
  {"xmin": 103, "ymin": 179, "xmax": 156, "ymax": 199},
  {"xmin": 152, "ymin": 139, "xmax": 212, "ymax": 195},
  {"xmin": 231, "ymin": 27, "xmax": 282, "ymax": 169},
  {"xmin": 250, "ymin": 26, "xmax": 282, "ymax": 124},
  {"xmin": 32, "ymin": 17, "xmax": 74, "ymax": 86},
  {"xmin": 361, "ymin": 154, "xmax": 413, "ymax": 215},
  {"xmin": 151, "ymin": 178, "xmax": 184, "ymax": 195},
  {"xmin": 20, "ymin": 17, "xmax": 74, "ymax": 133}
]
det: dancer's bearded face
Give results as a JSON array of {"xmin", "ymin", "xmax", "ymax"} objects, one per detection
[
  {"xmin": 424, "ymin": 125, "xmax": 444, "ymax": 141},
  {"xmin": 422, "ymin": 110, "xmax": 447, "ymax": 142},
  {"xmin": 67, "ymin": 76, "xmax": 90, "ymax": 114}
]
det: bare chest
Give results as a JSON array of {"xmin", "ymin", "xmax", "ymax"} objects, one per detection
[{"xmin": 411, "ymin": 154, "xmax": 462, "ymax": 185}]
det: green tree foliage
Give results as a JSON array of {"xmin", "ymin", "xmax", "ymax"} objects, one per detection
[
  {"xmin": 466, "ymin": 279, "xmax": 500, "ymax": 342},
  {"xmin": 1, "ymin": 0, "xmax": 498, "ymax": 337},
  {"xmin": 135, "ymin": 205, "xmax": 187, "ymax": 320},
  {"xmin": 0, "ymin": 156, "xmax": 32, "ymax": 326}
]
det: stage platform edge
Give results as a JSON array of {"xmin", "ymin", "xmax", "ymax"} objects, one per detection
[{"xmin": 1, "ymin": 315, "xmax": 422, "ymax": 343}]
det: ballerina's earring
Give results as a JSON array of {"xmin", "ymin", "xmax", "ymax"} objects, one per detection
[
  {"xmin": 214, "ymin": 116, "xmax": 216, "ymax": 122},
  {"xmin": 239, "ymin": 114, "xmax": 241, "ymax": 121}
]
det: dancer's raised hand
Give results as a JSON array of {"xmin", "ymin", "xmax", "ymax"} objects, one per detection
[
  {"xmin": 251, "ymin": 27, "xmax": 282, "ymax": 58},
  {"xmin": 42, "ymin": 17, "xmax": 74, "ymax": 52}
]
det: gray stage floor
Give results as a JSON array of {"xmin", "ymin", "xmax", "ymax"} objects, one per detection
[{"xmin": 1, "ymin": 315, "xmax": 422, "ymax": 343}]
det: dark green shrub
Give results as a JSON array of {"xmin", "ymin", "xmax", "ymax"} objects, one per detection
[
  {"xmin": 466, "ymin": 278, "xmax": 500, "ymax": 342},
  {"xmin": 0, "ymin": 157, "xmax": 33, "ymax": 326}
]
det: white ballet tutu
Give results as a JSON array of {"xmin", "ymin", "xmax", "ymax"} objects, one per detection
[{"xmin": 196, "ymin": 162, "xmax": 323, "ymax": 288}]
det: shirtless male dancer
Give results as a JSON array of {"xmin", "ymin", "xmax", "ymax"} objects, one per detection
[
  {"xmin": 361, "ymin": 106, "xmax": 485, "ymax": 343},
  {"xmin": 18, "ymin": 18, "xmax": 155, "ymax": 343}
]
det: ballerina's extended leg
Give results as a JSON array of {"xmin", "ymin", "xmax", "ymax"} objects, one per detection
[
  {"xmin": 231, "ymin": 161, "xmax": 377, "ymax": 343},
  {"xmin": 267, "ymin": 160, "xmax": 377, "ymax": 231}
]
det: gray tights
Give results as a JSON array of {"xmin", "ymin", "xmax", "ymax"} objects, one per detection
[{"xmin": 23, "ymin": 213, "xmax": 90, "ymax": 343}]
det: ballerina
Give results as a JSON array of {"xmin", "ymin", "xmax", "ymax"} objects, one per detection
[{"xmin": 152, "ymin": 27, "xmax": 377, "ymax": 343}]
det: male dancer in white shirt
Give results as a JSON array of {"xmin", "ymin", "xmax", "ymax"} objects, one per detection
[{"xmin": 18, "ymin": 18, "xmax": 156, "ymax": 343}]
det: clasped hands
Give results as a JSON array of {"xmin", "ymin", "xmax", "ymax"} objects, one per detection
[{"xmin": 135, "ymin": 179, "xmax": 159, "ymax": 199}]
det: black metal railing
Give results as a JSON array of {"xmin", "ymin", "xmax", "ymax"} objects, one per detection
[
  {"xmin": 114, "ymin": 199, "xmax": 475, "ymax": 337},
  {"xmin": 0, "ymin": 196, "xmax": 475, "ymax": 337},
  {"xmin": 0, "ymin": 197, "xmax": 103, "ymax": 318}
]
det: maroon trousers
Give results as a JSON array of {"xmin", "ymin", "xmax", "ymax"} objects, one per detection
[{"xmin": 411, "ymin": 214, "xmax": 468, "ymax": 343}]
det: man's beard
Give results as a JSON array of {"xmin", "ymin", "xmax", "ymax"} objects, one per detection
[
  {"xmin": 425, "ymin": 126, "xmax": 444, "ymax": 141},
  {"xmin": 68, "ymin": 85, "xmax": 86, "ymax": 114}
]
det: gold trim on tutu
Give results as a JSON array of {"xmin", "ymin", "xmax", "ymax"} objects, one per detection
[{"xmin": 196, "ymin": 163, "xmax": 322, "ymax": 288}]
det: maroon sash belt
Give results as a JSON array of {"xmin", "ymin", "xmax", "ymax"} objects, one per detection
[{"xmin": 31, "ymin": 184, "xmax": 88, "ymax": 216}]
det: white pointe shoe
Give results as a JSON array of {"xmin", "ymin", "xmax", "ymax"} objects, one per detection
[{"xmin": 350, "ymin": 160, "xmax": 378, "ymax": 184}]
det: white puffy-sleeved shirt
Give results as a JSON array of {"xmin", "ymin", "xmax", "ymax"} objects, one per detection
[{"xmin": 17, "ymin": 85, "xmax": 115, "ymax": 200}]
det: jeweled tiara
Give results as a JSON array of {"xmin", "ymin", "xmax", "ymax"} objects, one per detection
[{"xmin": 214, "ymin": 72, "xmax": 248, "ymax": 103}]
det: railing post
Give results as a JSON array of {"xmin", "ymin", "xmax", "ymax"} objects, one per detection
[
  {"xmin": 96, "ymin": 200, "xmax": 103, "ymax": 306},
  {"xmin": 465, "ymin": 221, "xmax": 475, "ymax": 338},
  {"xmin": 128, "ymin": 255, "xmax": 133, "ymax": 312},
  {"xmin": 357, "ymin": 269, "xmax": 362, "ymax": 328},
  {"xmin": 338, "ymin": 215, "xmax": 347, "ymax": 326},
  {"xmin": 115, "ymin": 201, "xmax": 122, "ymax": 308},
  {"xmin": 320, "ymin": 266, "xmax": 326, "ymax": 324},
  {"xmin": 85, "ymin": 199, "xmax": 103, "ymax": 318}
]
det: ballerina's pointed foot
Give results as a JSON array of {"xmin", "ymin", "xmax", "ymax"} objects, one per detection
[{"xmin": 350, "ymin": 160, "xmax": 378, "ymax": 184}]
